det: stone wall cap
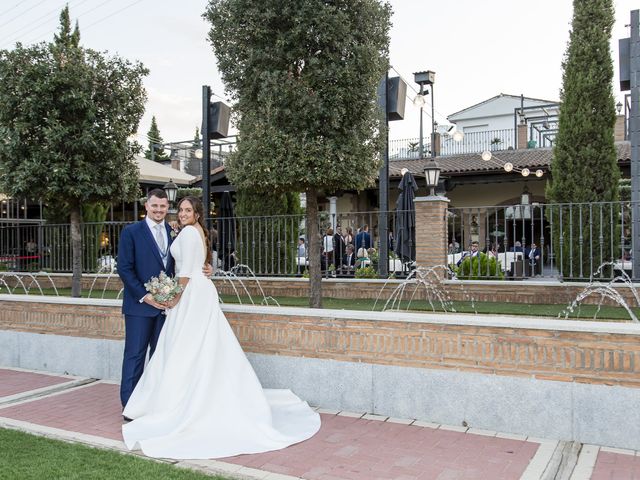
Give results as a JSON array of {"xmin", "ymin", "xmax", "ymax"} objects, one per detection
[
  {"xmin": 221, "ymin": 303, "xmax": 640, "ymax": 335},
  {"xmin": 0, "ymin": 294, "xmax": 121, "ymax": 307},
  {"xmin": 414, "ymin": 195, "xmax": 450, "ymax": 203}
]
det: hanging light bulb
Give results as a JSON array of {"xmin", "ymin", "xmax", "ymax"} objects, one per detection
[
  {"xmin": 481, "ymin": 151, "xmax": 492, "ymax": 161},
  {"xmin": 413, "ymin": 94, "xmax": 426, "ymax": 108},
  {"xmin": 452, "ymin": 130, "xmax": 464, "ymax": 142},
  {"xmin": 503, "ymin": 162, "xmax": 513, "ymax": 172},
  {"xmin": 521, "ymin": 168, "xmax": 530, "ymax": 177},
  {"xmin": 535, "ymin": 169, "xmax": 544, "ymax": 177}
]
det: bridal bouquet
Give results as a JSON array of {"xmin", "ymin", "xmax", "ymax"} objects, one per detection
[{"xmin": 144, "ymin": 271, "xmax": 183, "ymax": 302}]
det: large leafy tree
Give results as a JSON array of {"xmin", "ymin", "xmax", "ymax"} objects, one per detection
[
  {"xmin": 204, "ymin": 0, "xmax": 391, "ymax": 307},
  {"xmin": 546, "ymin": 0, "xmax": 619, "ymax": 278},
  {"xmin": 144, "ymin": 115, "xmax": 169, "ymax": 161},
  {"xmin": 0, "ymin": 7, "xmax": 147, "ymax": 296}
]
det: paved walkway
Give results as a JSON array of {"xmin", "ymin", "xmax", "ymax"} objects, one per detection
[{"xmin": 1, "ymin": 367, "xmax": 639, "ymax": 480}]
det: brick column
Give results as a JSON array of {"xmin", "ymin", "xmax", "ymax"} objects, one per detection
[
  {"xmin": 614, "ymin": 114, "xmax": 625, "ymax": 141},
  {"xmin": 415, "ymin": 195, "xmax": 449, "ymax": 279},
  {"xmin": 517, "ymin": 124, "xmax": 528, "ymax": 149}
]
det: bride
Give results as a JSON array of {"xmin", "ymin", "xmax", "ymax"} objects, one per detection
[{"xmin": 122, "ymin": 196, "xmax": 320, "ymax": 459}]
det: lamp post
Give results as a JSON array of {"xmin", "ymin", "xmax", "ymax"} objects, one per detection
[
  {"xmin": 414, "ymin": 71, "xmax": 436, "ymax": 158},
  {"xmin": 202, "ymin": 85, "xmax": 231, "ymax": 232},
  {"xmin": 413, "ymin": 85, "xmax": 426, "ymax": 158},
  {"xmin": 163, "ymin": 179, "xmax": 178, "ymax": 213}
]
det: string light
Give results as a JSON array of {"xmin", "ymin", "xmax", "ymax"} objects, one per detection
[{"xmin": 479, "ymin": 151, "xmax": 543, "ymax": 178}]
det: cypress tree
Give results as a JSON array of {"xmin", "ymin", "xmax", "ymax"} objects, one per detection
[
  {"xmin": 546, "ymin": 0, "xmax": 620, "ymax": 278},
  {"xmin": 144, "ymin": 115, "xmax": 169, "ymax": 161}
]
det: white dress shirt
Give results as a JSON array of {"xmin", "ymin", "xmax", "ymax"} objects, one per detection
[{"xmin": 145, "ymin": 216, "xmax": 168, "ymax": 263}]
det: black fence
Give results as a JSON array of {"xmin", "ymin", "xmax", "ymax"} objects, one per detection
[{"xmin": 0, "ymin": 201, "xmax": 634, "ymax": 282}]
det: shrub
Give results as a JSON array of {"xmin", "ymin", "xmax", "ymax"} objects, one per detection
[
  {"xmin": 454, "ymin": 252, "xmax": 504, "ymax": 280},
  {"xmin": 355, "ymin": 266, "xmax": 378, "ymax": 279}
]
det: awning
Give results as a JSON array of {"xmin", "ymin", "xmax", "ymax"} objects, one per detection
[{"xmin": 135, "ymin": 155, "xmax": 195, "ymax": 185}]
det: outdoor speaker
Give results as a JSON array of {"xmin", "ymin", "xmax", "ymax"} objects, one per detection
[
  {"xmin": 208, "ymin": 101, "xmax": 231, "ymax": 139},
  {"xmin": 386, "ymin": 76, "xmax": 407, "ymax": 121},
  {"xmin": 619, "ymin": 37, "xmax": 630, "ymax": 91}
]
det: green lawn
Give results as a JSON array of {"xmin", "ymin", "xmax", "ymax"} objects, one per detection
[
  {"xmin": 3, "ymin": 287, "xmax": 638, "ymax": 321},
  {"xmin": 219, "ymin": 295, "xmax": 637, "ymax": 321},
  {"xmin": 0, "ymin": 428, "xmax": 229, "ymax": 480}
]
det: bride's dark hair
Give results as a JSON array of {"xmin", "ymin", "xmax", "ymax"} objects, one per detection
[{"xmin": 177, "ymin": 196, "xmax": 212, "ymax": 266}]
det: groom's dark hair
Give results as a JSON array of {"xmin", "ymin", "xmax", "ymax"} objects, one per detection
[{"xmin": 147, "ymin": 188, "xmax": 168, "ymax": 200}]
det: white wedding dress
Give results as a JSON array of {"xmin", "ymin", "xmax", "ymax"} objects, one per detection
[{"xmin": 122, "ymin": 225, "xmax": 320, "ymax": 459}]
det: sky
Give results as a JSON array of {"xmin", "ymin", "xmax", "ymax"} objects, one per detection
[{"xmin": 0, "ymin": 0, "xmax": 636, "ymax": 145}]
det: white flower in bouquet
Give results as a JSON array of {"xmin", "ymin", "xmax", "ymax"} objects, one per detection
[{"xmin": 144, "ymin": 271, "xmax": 183, "ymax": 303}]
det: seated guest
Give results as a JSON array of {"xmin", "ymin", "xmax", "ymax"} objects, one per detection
[
  {"xmin": 457, "ymin": 241, "xmax": 479, "ymax": 266},
  {"xmin": 355, "ymin": 247, "xmax": 370, "ymax": 269},
  {"xmin": 342, "ymin": 244, "xmax": 356, "ymax": 274},
  {"xmin": 525, "ymin": 242, "xmax": 541, "ymax": 275},
  {"xmin": 511, "ymin": 241, "xmax": 523, "ymax": 253}
]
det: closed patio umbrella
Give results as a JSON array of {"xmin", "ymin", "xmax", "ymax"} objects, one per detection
[
  {"xmin": 217, "ymin": 191, "xmax": 236, "ymax": 271},
  {"xmin": 394, "ymin": 171, "xmax": 418, "ymax": 263}
]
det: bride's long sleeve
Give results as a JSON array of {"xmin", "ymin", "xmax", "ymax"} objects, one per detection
[{"xmin": 175, "ymin": 225, "xmax": 204, "ymax": 279}]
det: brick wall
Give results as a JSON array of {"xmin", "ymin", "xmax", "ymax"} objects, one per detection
[{"xmin": 1, "ymin": 299, "xmax": 639, "ymax": 388}]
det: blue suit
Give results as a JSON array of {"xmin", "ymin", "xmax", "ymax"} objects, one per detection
[
  {"xmin": 354, "ymin": 231, "xmax": 372, "ymax": 252},
  {"xmin": 118, "ymin": 219, "xmax": 175, "ymax": 407}
]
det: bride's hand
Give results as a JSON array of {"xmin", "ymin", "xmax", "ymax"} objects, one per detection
[
  {"xmin": 162, "ymin": 293, "xmax": 181, "ymax": 309},
  {"xmin": 203, "ymin": 263, "xmax": 213, "ymax": 277}
]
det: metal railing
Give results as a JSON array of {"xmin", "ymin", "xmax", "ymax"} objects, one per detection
[
  {"xmin": 448, "ymin": 201, "xmax": 633, "ymax": 281},
  {"xmin": 0, "ymin": 221, "xmax": 126, "ymax": 273},
  {"xmin": 216, "ymin": 210, "xmax": 413, "ymax": 277},
  {"xmin": 0, "ymin": 202, "xmax": 633, "ymax": 282},
  {"xmin": 389, "ymin": 129, "xmax": 516, "ymax": 160}
]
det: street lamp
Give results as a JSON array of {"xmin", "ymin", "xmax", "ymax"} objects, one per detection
[
  {"xmin": 424, "ymin": 162, "xmax": 441, "ymax": 196},
  {"xmin": 413, "ymin": 88, "xmax": 426, "ymax": 159},
  {"xmin": 414, "ymin": 70, "xmax": 436, "ymax": 158}
]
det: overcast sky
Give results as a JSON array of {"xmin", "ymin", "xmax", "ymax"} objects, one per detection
[{"xmin": 0, "ymin": 0, "xmax": 636, "ymax": 144}]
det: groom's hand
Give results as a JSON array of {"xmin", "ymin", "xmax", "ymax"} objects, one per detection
[
  {"xmin": 143, "ymin": 293, "xmax": 165, "ymax": 310},
  {"xmin": 203, "ymin": 263, "xmax": 213, "ymax": 277}
]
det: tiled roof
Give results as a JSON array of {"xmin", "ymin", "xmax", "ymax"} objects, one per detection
[{"xmin": 388, "ymin": 141, "xmax": 631, "ymax": 178}]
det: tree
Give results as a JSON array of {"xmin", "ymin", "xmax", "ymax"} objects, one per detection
[
  {"xmin": 144, "ymin": 115, "xmax": 169, "ymax": 161},
  {"xmin": 0, "ymin": 7, "xmax": 147, "ymax": 296},
  {"xmin": 204, "ymin": 0, "xmax": 391, "ymax": 307},
  {"xmin": 546, "ymin": 0, "xmax": 619, "ymax": 278}
]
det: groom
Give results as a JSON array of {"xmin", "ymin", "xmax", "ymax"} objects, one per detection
[
  {"xmin": 118, "ymin": 189, "xmax": 173, "ymax": 409},
  {"xmin": 118, "ymin": 189, "xmax": 212, "ymax": 410}
]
